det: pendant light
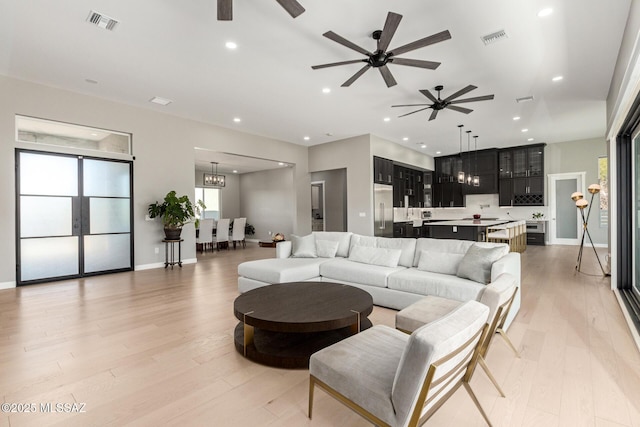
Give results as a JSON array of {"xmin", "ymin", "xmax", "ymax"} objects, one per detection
[
  {"xmin": 457, "ymin": 125, "xmax": 465, "ymax": 184},
  {"xmin": 473, "ymin": 135, "xmax": 480, "ymax": 187},
  {"xmin": 204, "ymin": 162, "xmax": 226, "ymax": 187},
  {"xmin": 466, "ymin": 130, "xmax": 472, "ymax": 185}
]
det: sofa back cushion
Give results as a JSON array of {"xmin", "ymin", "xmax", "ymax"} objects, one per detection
[
  {"xmin": 348, "ymin": 245, "xmax": 402, "ymax": 268},
  {"xmin": 413, "ymin": 238, "xmax": 474, "ymax": 267},
  {"xmin": 313, "ymin": 231, "xmax": 353, "ymax": 258},
  {"xmin": 456, "ymin": 243, "xmax": 507, "ymax": 284},
  {"xmin": 290, "ymin": 234, "xmax": 317, "ymax": 258},
  {"xmin": 316, "ymin": 240, "xmax": 339, "ymax": 258},
  {"xmin": 417, "ymin": 250, "xmax": 465, "ymax": 275},
  {"xmin": 349, "ymin": 234, "xmax": 416, "ymax": 268}
]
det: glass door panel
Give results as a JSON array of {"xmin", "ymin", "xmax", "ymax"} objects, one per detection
[
  {"xmin": 20, "ymin": 152, "xmax": 78, "ymax": 196},
  {"xmin": 84, "ymin": 234, "xmax": 130, "ymax": 273},
  {"xmin": 20, "ymin": 196, "xmax": 73, "ymax": 237},
  {"xmin": 20, "ymin": 237, "xmax": 79, "ymax": 281},
  {"xmin": 89, "ymin": 198, "xmax": 130, "ymax": 234},
  {"xmin": 555, "ymin": 179, "xmax": 578, "ymax": 239},
  {"xmin": 634, "ymin": 137, "xmax": 640, "ymax": 297}
]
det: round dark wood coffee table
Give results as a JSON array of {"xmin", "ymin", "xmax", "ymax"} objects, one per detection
[{"xmin": 233, "ymin": 281, "xmax": 373, "ymax": 369}]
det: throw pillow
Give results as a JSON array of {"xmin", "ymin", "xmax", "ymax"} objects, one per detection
[
  {"xmin": 417, "ymin": 250, "xmax": 465, "ymax": 275},
  {"xmin": 456, "ymin": 243, "xmax": 506, "ymax": 284},
  {"xmin": 290, "ymin": 234, "xmax": 317, "ymax": 258},
  {"xmin": 316, "ymin": 239, "xmax": 339, "ymax": 258},
  {"xmin": 348, "ymin": 245, "xmax": 402, "ymax": 268}
]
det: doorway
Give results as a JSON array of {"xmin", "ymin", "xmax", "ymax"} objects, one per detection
[
  {"xmin": 548, "ymin": 172, "xmax": 585, "ymax": 245},
  {"xmin": 16, "ymin": 150, "xmax": 133, "ymax": 284},
  {"xmin": 311, "ymin": 181, "xmax": 325, "ymax": 231}
]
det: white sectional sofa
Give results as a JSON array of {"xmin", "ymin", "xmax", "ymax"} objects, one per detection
[{"xmin": 238, "ymin": 231, "xmax": 521, "ymax": 328}]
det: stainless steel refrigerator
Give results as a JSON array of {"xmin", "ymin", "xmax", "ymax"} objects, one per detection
[{"xmin": 374, "ymin": 183, "xmax": 393, "ymax": 237}]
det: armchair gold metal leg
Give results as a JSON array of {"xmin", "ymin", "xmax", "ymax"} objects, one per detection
[
  {"xmin": 308, "ymin": 376, "xmax": 315, "ymax": 419},
  {"xmin": 497, "ymin": 328, "xmax": 521, "ymax": 357},
  {"xmin": 478, "ymin": 356, "xmax": 505, "ymax": 397},
  {"xmin": 463, "ymin": 382, "xmax": 493, "ymax": 427}
]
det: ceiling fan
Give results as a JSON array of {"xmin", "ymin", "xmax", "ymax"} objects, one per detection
[
  {"xmin": 217, "ymin": 0, "xmax": 305, "ymax": 20},
  {"xmin": 311, "ymin": 12, "xmax": 451, "ymax": 88},
  {"xmin": 392, "ymin": 85, "xmax": 495, "ymax": 120}
]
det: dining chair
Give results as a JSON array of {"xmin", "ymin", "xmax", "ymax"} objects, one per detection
[
  {"xmin": 196, "ymin": 218, "xmax": 214, "ymax": 253},
  {"xmin": 232, "ymin": 217, "xmax": 247, "ymax": 249},
  {"xmin": 309, "ymin": 301, "xmax": 492, "ymax": 426},
  {"xmin": 213, "ymin": 218, "xmax": 230, "ymax": 250}
]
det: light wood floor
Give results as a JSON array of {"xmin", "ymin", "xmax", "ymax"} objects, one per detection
[{"xmin": 1, "ymin": 243, "xmax": 639, "ymax": 427}]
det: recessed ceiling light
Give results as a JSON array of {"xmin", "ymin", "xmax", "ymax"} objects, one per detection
[
  {"xmin": 521, "ymin": 128, "xmax": 528, "ymax": 132},
  {"xmin": 90, "ymin": 133, "xmax": 98, "ymax": 136},
  {"xmin": 278, "ymin": 162, "xmax": 286, "ymax": 166},
  {"xmin": 436, "ymin": 151, "xmax": 442, "ymax": 155},
  {"xmin": 303, "ymin": 136, "xmax": 310, "ymax": 141},
  {"xmin": 538, "ymin": 8, "xmax": 553, "ymax": 17},
  {"xmin": 402, "ymin": 137, "xmax": 409, "ymax": 141},
  {"xmin": 552, "ymin": 75, "xmax": 563, "ymax": 82},
  {"xmin": 420, "ymin": 143, "xmax": 427, "ymax": 149},
  {"xmin": 528, "ymin": 138, "xmax": 534, "ymax": 141},
  {"xmin": 233, "ymin": 117, "xmax": 241, "ymax": 123},
  {"xmin": 149, "ymin": 96, "xmax": 172, "ymax": 106},
  {"xmin": 383, "ymin": 117, "xmax": 391, "ymax": 122},
  {"xmin": 233, "ymin": 170, "xmax": 238, "ymax": 173},
  {"xmin": 513, "ymin": 116, "xmax": 521, "ymax": 121},
  {"xmin": 322, "ymin": 87, "xmax": 331, "ymax": 94},
  {"xmin": 225, "ymin": 41, "xmax": 237, "ymax": 49}
]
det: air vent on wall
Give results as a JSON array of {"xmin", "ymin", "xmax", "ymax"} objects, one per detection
[
  {"xmin": 481, "ymin": 29, "xmax": 508, "ymax": 46},
  {"xmin": 86, "ymin": 10, "xmax": 119, "ymax": 31}
]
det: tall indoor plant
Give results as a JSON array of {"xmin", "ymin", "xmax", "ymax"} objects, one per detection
[{"xmin": 148, "ymin": 191, "xmax": 195, "ymax": 240}]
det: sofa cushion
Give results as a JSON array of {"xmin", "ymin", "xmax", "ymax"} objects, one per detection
[
  {"xmin": 412, "ymin": 238, "xmax": 474, "ymax": 267},
  {"xmin": 456, "ymin": 243, "xmax": 506, "ymax": 284},
  {"xmin": 316, "ymin": 239, "xmax": 339, "ymax": 258},
  {"xmin": 238, "ymin": 258, "xmax": 329, "ymax": 283},
  {"xmin": 349, "ymin": 246, "xmax": 402, "ymax": 268},
  {"xmin": 290, "ymin": 234, "xmax": 317, "ymax": 258},
  {"xmin": 417, "ymin": 250, "xmax": 464, "ymax": 275},
  {"xmin": 349, "ymin": 234, "xmax": 378, "ymax": 253},
  {"xmin": 376, "ymin": 237, "xmax": 417, "ymax": 268},
  {"xmin": 313, "ymin": 231, "xmax": 353, "ymax": 258},
  {"xmin": 320, "ymin": 259, "xmax": 405, "ymax": 288},
  {"xmin": 387, "ymin": 268, "xmax": 486, "ymax": 302}
]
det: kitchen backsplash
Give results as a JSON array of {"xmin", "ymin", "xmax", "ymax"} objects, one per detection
[{"xmin": 393, "ymin": 194, "xmax": 549, "ymax": 222}]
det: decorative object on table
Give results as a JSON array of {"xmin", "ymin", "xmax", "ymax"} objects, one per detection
[
  {"xmin": 148, "ymin": 191, "xmax": 195, "ymax": 240},
  {"xmin": 473, "ymin": 214, "xmax": 481, "ymax": 219},
  {"xmin": 203, "ymin": 162, "xmax": 225, "ymax": 187},
  {"xmin": 572, "ymin": 185, "xmax": 607, "ymax": 275},
  {"xmin": 244, "ymin": 223, "xmax": 255, "ymax": 236},
  {"xmin": 272, "ymin": 233, "xmax": 285, "ymax": 242},
  {"xmin": 532, "ymin": 212, "xmax": 544, "ymax": 220}
]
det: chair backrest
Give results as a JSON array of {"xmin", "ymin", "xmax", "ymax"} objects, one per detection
[
  {"xmin": 391, "ymin": 301, "xmax": 490, "ymax": 427},
  {"xmin": 479, "ymin": 273, "xmax": 518, "ymax": 356},
  {"xmin": 232, "ymin": 217, "xmax": 246, "ymax": 240},
  {"xmin": 198, "ymin": 219, "xmax": 214, "ymax": 243},
  {"xmin": 216, "ymin": 218, "xmax": 230, "ymax": 241}
]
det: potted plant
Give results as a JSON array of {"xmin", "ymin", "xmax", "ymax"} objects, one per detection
[
  {"xmin": 194, "ymin": 199, "xmax": 206, "ymax": 230},
  {"xmin": 148, "ymin": 191, "xmax": 195, "ymax": 240}
]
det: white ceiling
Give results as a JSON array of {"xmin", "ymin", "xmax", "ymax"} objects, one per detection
[{"xmin": 0, "ymin": 0, "xmax": 631, "ymax": 165}]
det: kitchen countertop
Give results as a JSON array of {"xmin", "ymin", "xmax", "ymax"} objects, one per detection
[{"xmin": 425, "ymin": 219, "xmax": 510, "ymax": 227}]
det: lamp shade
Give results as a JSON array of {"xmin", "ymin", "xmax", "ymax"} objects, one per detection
[
  {"xmin": 571, "ymin": 191, "xmax": 584, "ymax": 201},
  {"xmin": 575, "ymin": 199, "xmax": 588, "ymax": 209},
  {"xmin": 587, "ymin": 184, "xmax": 601, "ymax": 194}
]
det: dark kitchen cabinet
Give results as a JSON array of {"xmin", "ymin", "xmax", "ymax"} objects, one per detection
[
  {"xmin": 499, "ymin": 144, "xmax": 545, "ymax": 206},
  {"xmin": 373, "ymin": 156, "xmax": 394, "ymax": 184},
  {"xmin": 393, "ymin": 164, "xmax": 429, "ymax": 207},
  {"xmin": 462, "ymin": 149, "xmax": 498, "ymax": 195}
]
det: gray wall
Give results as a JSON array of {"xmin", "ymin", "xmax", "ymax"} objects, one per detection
[
  {"xmin": 239, "ymin": 167, "xmax": 295, "ymax": 241},
  {"xmin": 545, "ymin": 137, "xmax": 608, "ymax": 245},
  {"xmin": 0, "ymin": 75, "xmax": 310, "ymax": 285},
  {"xmin": 371, "ymin": 134, "xmax": 435, "ymax": 171},
  {"xmin": 311, "ymin": 169, "xmax": 347, "ymax": 232}
]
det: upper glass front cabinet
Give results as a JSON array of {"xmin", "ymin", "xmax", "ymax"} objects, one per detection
[{"xmin": 15, "ymin": 115, "xmax": 131, "ymax": 155}]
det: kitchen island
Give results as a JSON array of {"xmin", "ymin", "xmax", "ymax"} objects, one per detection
[{"xmin": 424, "ymin": 219, "xmax": 510, "ymax": 242}]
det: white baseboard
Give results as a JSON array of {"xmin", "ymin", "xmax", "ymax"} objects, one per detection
[
  {"xmin": 546, "ymin": 242, "xmax": 608, "ymax": 248},
  {"xmin": 0, "ymin": 281, "xmax": 16, "ymax": 290},
  {"xmin": 135, "ymin": 258, "xmax": 197, "ymax": 271}
]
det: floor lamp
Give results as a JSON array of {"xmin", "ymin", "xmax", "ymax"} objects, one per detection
[{"xmin": 571, "ymin": 184, "xmax": 606, "ymax": 276}]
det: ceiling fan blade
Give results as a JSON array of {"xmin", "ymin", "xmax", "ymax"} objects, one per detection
[
  {"xmin": 429, "ymin": 110, "xmax": 439, "ymax": 121},
  {"xmin": 419, "ymin": 89, "xmax": 439, "ymax": 103},
  {"xmin": 378, "ymin": 65, "xmax": 397, "ymax": 88},
  {"xmin": 391, "ymin": 58, "xmax": 441, "ymax": 70},
  {"xmin": 446, "ymin": 105, "xmax": 473, "ymax": 114},
  {"xmin": 388, "ymin": 30, "xmax": 452, "ymax": 57},
  {"xmin": 449, "ymin": 94, "xmax": 495, "ymax": 104},
  {"xmin": 218, "ymin": 0, "xmax": 232, "ymax": 20},
  {"xmin": 342, "ymin": 65, "xmax": 371, "ymax": 87},
  {"xmin": 443, "ymin": 85, "xmax": 477, "ymax": 102},
  {"xmin": 275, "ymin": 0, "xmax": 305, "ymax": 18},
  {"xmin": 398, "ymin": 107, "xmax": 432, "ymax": 118},
  {"xmin": 391, "ymin": 103, "xmax": 431, "ymax": 107},
  {"xmin": 377, "ymin": 12, "xmax": 402, "ymax": 52},
  {"xmin": 323, "ymin": 31, "xmax": 372, "ymax": 56},
  {"xmin": 311, "ymin": 59, "xmax": 365, "ymax": 70}
]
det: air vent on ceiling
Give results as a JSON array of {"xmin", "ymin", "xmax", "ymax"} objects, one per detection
[
  {"xmin": 516, "ymin": 96, "xmax": 535, "ymax": 103},
  {"xmin": 481, "ymin": 29, "xmax": 508, "ymax": 46},
  {"xmin": 86, "ymin": 10, "xmax": 119, "ymax": 31}
]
